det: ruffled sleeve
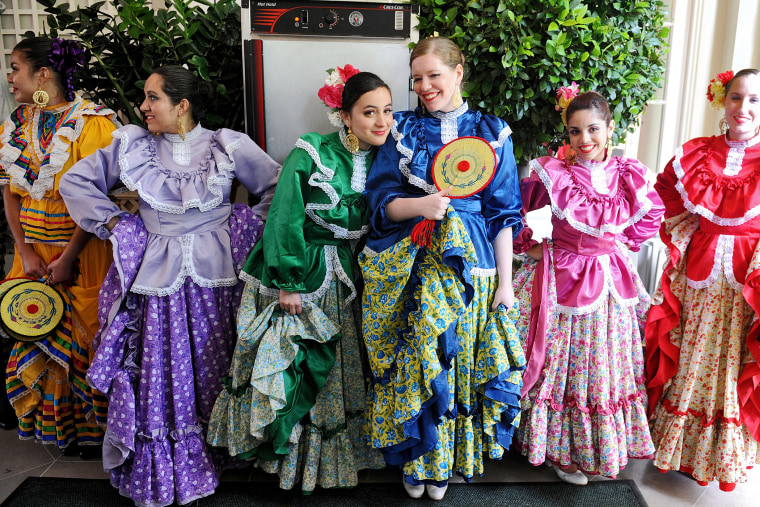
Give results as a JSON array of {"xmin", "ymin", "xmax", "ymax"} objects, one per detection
[
  {"xmin": 60, "ymin": 126, "xmax": 135, "ymax": 239},
  {"xmin": 478, "ymin": 114, "xmax": 523, "ymax": 241},
  {"xmin": 364, "ymin": 111, "xmax": 423, "ymax": 242},
  {"xmin": 213, "ymin": 129, "xmax": 280, "ymax": 220},
  {"xmin": 255, "ymin": 136, "xmax": 314, "ymax": 293},
  {"xmin": 617, "ymin": 158, "xmax": 665, "ymax": 251}
]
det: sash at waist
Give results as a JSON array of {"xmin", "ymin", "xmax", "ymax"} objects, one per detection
[
  {"xmin": 553, "ymin": 234, "xmax": 616, "ymax": 256},
  {"xmin": 450, "ymin": 199, "xmax": 483, "ymax": 213},
  {"xmin": 139, "ymin": 204, "xmax": 231, "ymax": 236}
]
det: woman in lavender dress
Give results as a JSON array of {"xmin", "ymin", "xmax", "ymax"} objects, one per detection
[{"xmin": 59, "ymin": 66, "xmax": 280, "ymax": 507}]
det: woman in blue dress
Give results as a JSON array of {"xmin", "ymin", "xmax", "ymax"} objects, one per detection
[{"xmin": 360, "ymin": 37, "xmax": 525, "ymax": 501}]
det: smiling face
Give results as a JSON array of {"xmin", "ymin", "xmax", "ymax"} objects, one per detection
[
  {"xmin": 724, "ymin": 73, "xmax": 760, "ymax": 141},
  {"xmin": 140, "ymin": 73, "xmax": 184, "ymax": 134},
  {"xmin": 567, "ymin": 108, "xmax": 615, "ymax": 162},
  {"xmin": 341, "ymin": 87, "xmax": 393, "ymax": 150},
  {"xmin": 7, "ymin": 51, "xmax": 39, "ymax": 105},
  {"xmin": 411, "ymin": 52, "xmax": 463, "ymax": 114}
]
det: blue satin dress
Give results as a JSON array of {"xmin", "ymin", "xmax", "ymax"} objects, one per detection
[{"xmin": 360, "ymin": 103, "xmax": 526, "ymax": 486}]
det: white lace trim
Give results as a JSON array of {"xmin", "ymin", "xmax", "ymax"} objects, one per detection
[
  {"xmin": 555, "ymin": 253, "xmax": 638, "ymax": 315},
  {"xmin": 490, "ymin": 126, "xmax": 513, "ymax": 165},
  {"xmin": 164, "ymin": 123, "xmax": 203, "ymax": 166},
  {"xmin": 531, "ymin": 158, "xmax": 653, "ymax": 237},
  {"xmin": 430, "ymin": 102, "xmax": 467, "ymax": 144},
  {"xmin": 116, "ymin": 127, "xmax": 239, "ymax": 215},
  {"xmin": 685, "ymin": 234, "xmax": 743, "ymax": 291},
  {"xmin": 338, "ymin": 128, "xmax": 371, "ymax": 193},
  {"xmin": 295, "ymin": 137, "xmax": 368, "ymax": 240},
  {"xmin": 239, "ymin": 244, "xmax": 357, "ymax": 307},
  {"xmin": 673, "ymin": 143, "xmax": 760, "ymax": 226},
  {"xmin": 0, "ymin": 99, "xmax": 117, "ymax": 200},
  {"xmin": 392, "ymin": 121, "xmax": 437, "ymax": 194},
  {"xmin": 724, "ymin": 133, "xmax": 760, "ymax": 176},
  {"xmin": 578, "ymin": 157, "xmax": 611, "ymax": 195},
  {"xmin": 130, "ymin": 234, "xmax": 238, "ymax": 296}
]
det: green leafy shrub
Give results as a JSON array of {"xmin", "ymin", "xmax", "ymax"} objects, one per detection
[
  {"xmin": 34, "ymin": 0, "xmax": 242, "ymax": 130},
  {"xmin": 416, "ymin": 0, "xmax": 669, "ymax": 162}
]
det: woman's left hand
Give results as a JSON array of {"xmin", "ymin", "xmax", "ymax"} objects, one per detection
[
  {"xmin": 46, "ymin": 256, "xmax": 74, "ymax": 286},
  {"xmin": 491, "ymin": 283, "xmax": 515, "ymax": 311}
]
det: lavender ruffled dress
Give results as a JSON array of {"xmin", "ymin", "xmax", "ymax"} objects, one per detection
[{"xmin": 60, "ymin": 124, "xmax": 280, "ymax": 507}]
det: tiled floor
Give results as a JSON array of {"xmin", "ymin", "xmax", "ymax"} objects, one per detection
[{"xmin": 0, "ymin": 425, "xmax": 757, "ymax": 506}]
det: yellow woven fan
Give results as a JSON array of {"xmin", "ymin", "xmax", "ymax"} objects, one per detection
[{"xmin": 0, "ymin": 280, "xmax": 64, "ymax": 342}]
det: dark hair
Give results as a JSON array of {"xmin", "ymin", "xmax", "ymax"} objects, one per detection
[
  {"xmin": 340, "ymin": 72, "xmax": 391, "ymax": 113},
  {"xmin": 726, "ymin": 68, "xmax": 760, "ymax": 94},
  {"xmin": 566, "ymin": 91, "xmax": 612, "ymax": 126},
  {"xmin": 13, "ymin": 37, "xmax": 82, "ymax": 100},
  {"xmin": 151, "ymin": 66, "xmax": 215, "ymax": 123}
]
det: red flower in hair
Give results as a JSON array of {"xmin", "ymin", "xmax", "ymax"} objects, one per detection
[
  {"xmin": 318, "ymin": 84, "xmax": 344, "ymax": 109},
  {"xmin": 717, "ymin": 70, "xmax": 734, "ymax": 85},
  {"xmin": 338, "ymin": 64, "xmax": 360, "ymax": 84}
]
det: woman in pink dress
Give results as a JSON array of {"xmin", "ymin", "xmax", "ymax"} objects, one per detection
[
  {"xmin": 646, "ymin": 68, "xmax": 760, "ymax": 491},
  {"xmin": 513, "ymin": 90, "xmax": 664, "ymax": 484}
]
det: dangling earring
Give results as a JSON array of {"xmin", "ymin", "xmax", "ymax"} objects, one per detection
[
  {"xmin": 177, "ymin": 115, "xmax": 186, "ymax": 141},
  {"xmin": 344, "ymin": 128, "xmax": 360, "ymax": 154},
  {"xmin": 33, "ymin": 85, "xmax": 49, "ymax": 108},
  {"xmin": 453, "ymin": 85, "xmax": 463, "ymax": 109},
  {"xmin": 719, "ymin": 117, "xmax": 728, "ymax": 135}
]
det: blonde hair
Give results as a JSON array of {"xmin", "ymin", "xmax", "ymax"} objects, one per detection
[{"xmin": 410, "ymin": 36, "xmax": 465, "ymax": 73}]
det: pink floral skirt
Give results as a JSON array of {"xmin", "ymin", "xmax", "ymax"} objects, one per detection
[{"xmin": 513, "ymin": 256, "xmax": 654, "ymax": 477}]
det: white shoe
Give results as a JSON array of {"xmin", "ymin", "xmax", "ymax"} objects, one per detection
[
  {"xmin": 553, "ymin": 465, "xmax": 588, "ymax": 485},
  {"xmin": 426, "ymin": 484, "xmax": 448, "ymax": 501},
  {"xmin": 402, "ymin": 479, "xmax": 425, "ymax": 499}
]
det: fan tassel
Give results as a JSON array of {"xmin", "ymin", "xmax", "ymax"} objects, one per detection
[{"xmin": 411, "ymin": 218, "xmax": 435, "ymax": 248}]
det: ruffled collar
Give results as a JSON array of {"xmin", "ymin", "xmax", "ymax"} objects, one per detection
[
  {"xmin": 577, "ymin": 154, "xmax": 611, "ymax": 195},
  {"xmin": 163, "ymin": 123, "xmax": 203, "ymax": 166},
  {"xmin": 0, "ymin": 98, "xmax": 117, "ymax": 200},
  {"xmin": 427, "ymin": 103, "xmax": 468, "ymax": 145}
]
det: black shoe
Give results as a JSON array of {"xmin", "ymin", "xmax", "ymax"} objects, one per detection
[
  {"xmin": 0, "ymin": 418, "xmax": 18, "ymax": 430},
  {"xmin": 61, "ymin": 441, "xmax": 80, "ymax": 456},
  {"xmin": 78, "ymin": 445, "xmax": 102, "ymax": 460}
]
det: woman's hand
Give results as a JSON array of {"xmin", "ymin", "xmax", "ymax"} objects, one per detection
[
  {"xmin": 526, "ymin": 243, "xmax": 544, "ymax": 261},
  {"xmin": 46, "ymin": 255, "xmax": 74, "ymax": 286},
  {"xmin": 279, "ymin": 289, "xmax": 303, "ymax": 315},
  {"xmin": 491, "ymin": 282, "xmax": 515, "ymax": 311},
  {"xmin": 386, "ymin": 187, "xmax": 452, "ymax": 222},
  {"xmin": 419, "ymin": 187, "xmax": 451, "ymax": 221},
  {"xmin": 19, "ymin": 247, "xmax": 47, "ymax": 279}
]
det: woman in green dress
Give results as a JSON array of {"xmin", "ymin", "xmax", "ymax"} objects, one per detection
[{"xmin": 207, "ymin": 70, "xmax": 392, "ymax": 491}]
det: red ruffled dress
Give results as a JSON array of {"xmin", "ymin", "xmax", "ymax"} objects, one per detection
[{"xmin": 646, "ymin": 134, "xmax": 760, "ymax": 491}]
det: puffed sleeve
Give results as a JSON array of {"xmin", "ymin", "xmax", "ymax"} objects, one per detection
[
  {"xmin": 227, "ymin": 132, "xmax": 281, "ymax": 220},
  {"xmin": 513, "ymin": 170, "xmax": 551, "ymax": 254},
  {"xmin": 258, "ymin": 142, "xmax": 313, "ymax": 292},
  {"xmin": 60, "ymin": 131, "xmax": 126, "ymax": 240},
  {"xmin": 479, "ymin": 115, "xmax": 523, "ymax": 241},
  {"xmin": 364, "ymin": 115, "xmax": 424, "ymax": 240},
  {"xmin": 620, "ymin": 162, "xmax": 665, "ymax": 250}
]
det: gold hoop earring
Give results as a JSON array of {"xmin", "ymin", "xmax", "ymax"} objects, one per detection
[
  {"xmin": 453, "ymin": 85, "xmax": 463, "ymax": 109},
  {"xmin": 719, "ymin": 117, "xmax": 728, "ymax": 135},
  {"xmin": 344, "ymin": 128, "xmax": 359, "ymax": 154},
  {"xmin": 177, "ymin": 116, "xmax": 186, "ymax": 141},
  {"xmin": 33, "ymin": 86, "xmax": 49, "ymax": 108}
]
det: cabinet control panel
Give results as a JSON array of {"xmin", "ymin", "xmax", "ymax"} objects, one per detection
[{"xmin": 250, "ymin": 1, "xmax": 416, "ymax": 38}]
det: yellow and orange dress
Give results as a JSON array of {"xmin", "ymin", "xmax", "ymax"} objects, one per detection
[{"xmin": 0, "ymin": 98, "xmax": 118, "ymax": 448}]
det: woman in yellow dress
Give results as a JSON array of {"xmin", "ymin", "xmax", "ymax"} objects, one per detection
[{"xmin": 1, "ymin": 37, "xmax": 119, "ymax": 457}]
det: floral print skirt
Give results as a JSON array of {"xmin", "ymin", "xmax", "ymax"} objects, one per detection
[
  {"xmin": 513, "ymin": 257, "xmax": 655, "ymax": 478},
  {"xmin": 207, "ymin": 277, "xmax": 384, "ymax": 492},
  {"xmin": 649, "ymin": 272, "xmax": 760, "ymax": 488}
]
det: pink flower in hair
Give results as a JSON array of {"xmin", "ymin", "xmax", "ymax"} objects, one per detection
[
  {"xmin": 318, "ymin": 84, "xmax": 344, "ymax": 109},
  {"xmin": 338, "ymin": 64, "xmax": 360, "ymax": 84},
  {"xmin": 555, "ymin": 82, "xmax": 580, "ymax": 111}
]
